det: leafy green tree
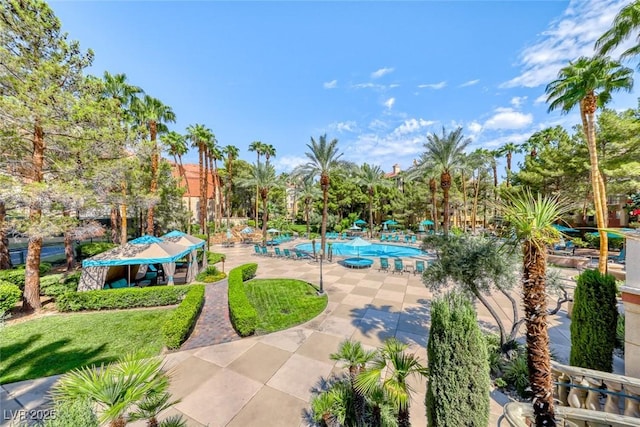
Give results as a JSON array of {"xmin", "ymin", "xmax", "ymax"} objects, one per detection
[
  {"xmin": 546, "ymin": 55, "xmax": 633, "ymax": 272},
  {"xmin": 423, "ymin": 127, "xmax": 471, "ymax": 235},
  {"xmin": 426, "ymin": 292, "xmax": 490, "ymax": 427},
  {"xmin": 357, "ymin": 163, "xmax": 390, "ymax": 238},
  {"xmin": 239, "ymin": 162, "xmax": 280, "ymax": 242},
  {"xmin": 297, "ymin": 177, "xmax": 321, "ymax": 237},
  {"xmin": 502, "ymin": 190, "xmax": 571, "ymax": 427}
]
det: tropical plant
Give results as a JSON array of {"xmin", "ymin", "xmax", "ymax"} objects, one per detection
[
  {"xmin": 423, "ymin": 127, "xmax": 471, "ymax": 235},
  {"xmin": 207, "ymin": 140, "xmax": 222, "ymax": 232},
  {"xmin": 128, "ymin": 390, "xmax": 181, "ymax": 427},
  {"xmin": 545, "ymin": 55, "xmax": 633, "ymax": 272},
  {"xmin": 223, "ymin": 144, "xmax": 240, "ymax": 227},
  {"xmin": 426, "ymin": 292, "xmax": 490, "ymax": 427},
  {"xmin": 355, "ymin": 339, "xmax": 427, "ymax": 427},
  {"xmin": 502, "ymin": 189, "xmax": 571, "ymax": 427},
  {"xmin": 187, "ymin": 124, "xmax": 213, "ymax": 231},
  {"xmin": 297, "ymin": 177, "xmax": 321, "ymax": 238},
  {"xmin": 161, "ymin": 131, "xmax": 189, "ymax": 191},
  {"xmin": 295, "ymin": 135, "xmax": 346, "ymax": 259},
  {"xmin": 596, "ymin": 1, "xmax": 640, "ymax": 61},
  {"xmin": 356, "ymin": 163, "xmax": 390, "ymax": 238},
  {"xmin": 497, "ymin": 142, "xmax": 521, "ymax": 187},
  {"xmin": 248, "ymin": 141, "xmax": 266, "ymax": 227},
  {"xmin": 239, "ymin": 162, "xmax": 280, "ymax": 242}
]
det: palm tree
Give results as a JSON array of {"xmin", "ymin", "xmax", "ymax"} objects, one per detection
[
  {"xmin": 263, "ymin": 143, "xmax": 276, "ymax": 165},
  {"xmin": 424, "ymin": 127, "xmax": 471, "ymax": 235},
  {"xmin": 132, "ymin": 95, "xmax": 176, "ymax": 235},
  {"xmin": 357, "ymin": 163, "xmax": 390, "ymax": 238},
  {"xmin": 240, "ymin": 162, "xmax": 280, "ymax": 242},
  {"xmin": 206, "ymin": 138, "xmax": 222, "ymax": 231},
  {"xmin": 356, "ymin": 339, "xmax": 427, "ymax": 427},
  {"xmin": 128, "ymin": 391, "xmax": 180, "ymax": 427},
  {"xmin": 596, "ymin": 1, "xmax": 640, "ymax": 60},
  {"xmin": 52, "ymin": 355, "xmax": 169, "ymax": 427},
  {"xmin": 248, "ymin": 141, "xmax": 266, "ymax": 227},
  {"xmin": 497, "ymin": 142, "xmax": 521, "ymax": 187},
  {"xmin": 297, "ymin": 177, "xmax": 320, "ymax": 238},
  {"xmin": 545, "ymin": 55, "xmax": 633, "ymax": 272},
  {"xmin": 330, "ymin": 339, "xmax": 376, "ymax": 424},
  {"xmin": 161, "ymin": 131, "xmax": 189, "ymax": 190},
  {"xmin": 295, "ymin": 135, "xmax": 345, "ymax": 259},
  {"xmin": 187, "ymin": 124, "xmax": 212, "ymax": 232},
  {"xmin": 223, "ymin": 145, "xmax": 240, "ymax": 228},
  {"xmin": 502, "ymin": 190, "xmax": 571, "ymax": 427}
]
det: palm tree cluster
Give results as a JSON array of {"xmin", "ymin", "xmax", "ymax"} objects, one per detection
[{"xmin": 311, "ymin": 339, "xmax": 426, "ymax": 427}]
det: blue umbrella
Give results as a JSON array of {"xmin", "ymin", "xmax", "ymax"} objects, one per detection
[
  {"xmin": 421, "ymin": 220, "xmax": 434, "ymax": 226},
  {"xmin": 354, "ymin": 219, "xmax": 366, "ymax": 225},
  {"xmin": 383, "ymin": 219, "xmax": 398, "ymax": 225},
  {"xmin": 552, "ymin": 224, "xmax": 577, "ymax": 233},
  {"xmin": 241, "ymin": 227, "xmax": 254, "ymax": 234},
  {"xmin": 344, "ymin": 237, "xmax": 371, "ymax": 259}
]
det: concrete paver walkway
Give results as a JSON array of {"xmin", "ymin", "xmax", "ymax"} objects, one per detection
[{"xmin": 1, "ymin": 242, "xmax": 622, "ymax": 426}]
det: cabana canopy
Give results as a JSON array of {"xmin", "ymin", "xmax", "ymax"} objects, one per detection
[{"xmin": 161, "ymin": 230, "xmax": 206, "ymax": 250}]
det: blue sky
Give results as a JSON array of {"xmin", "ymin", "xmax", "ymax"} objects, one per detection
[{"xmin": 51, "ymin": 0, "xmax": 638, "ymax": 177}]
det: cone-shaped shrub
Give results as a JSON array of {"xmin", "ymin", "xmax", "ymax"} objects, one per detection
[
  {"xmin": 426, "ymin": 292, "xmax": 490, "ymax": 427},
  {"xmin": 570, "ymin": 269, "xmax": 618, "ymax": 372}
]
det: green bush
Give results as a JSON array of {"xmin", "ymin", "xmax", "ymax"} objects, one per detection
[
  {"xmin": 207, "ymin": 251, "xmax": 226, "ymax": 264},
  {"xmin": 162, "ymin": 285, "xmax": 205, "ymax": 349},
  {"xmin": 240, "ymin": 263, "xmax": 257, "ymax": 281},
  {"xmin": 617, "ymin": 313, "xmax": 625, "ymax": 351},
  {"xmin": 195, "ymin": 266, "xmax": 225, "ymax": 283},
  {"xmin": 228, "ymin": 264, "xmax": 258, "ymax": 337},
  {"xmin": 40, "ymin": 272, "xmax": 81, "ymax": 297},
  {"xmin": 56, "ymin": 286, "xmax": 191, "ymax": 312},
  {"xmin": 570, "ymin": 269, "xmax": 618, "ymax": 372},
  {"xmin": 0, "ymin": 282, "xmax": 22, "ymax": 313},
  {"xmin": 0, "ymin": 269, "xmax": 26, "ymax": 288},
  {"xmin": 503, "ymin": 352, "xmax": 530, "ymax": 397},
  {"xmin": 77, "ymin": 242, "xmax": 116, "ymax": 258},
  {"xmin": 193, "ymin": 233, "xmax": 207, "ymax": 242},
  {"xmin": 427, "ymin": 292, "xmax": 490, "ymax": 427},
  {"xmin": 41, "ymin": 399, "xmax": 99, "ymax": 427}
]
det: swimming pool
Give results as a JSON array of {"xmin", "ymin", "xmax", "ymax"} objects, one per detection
[{"xmin": 295, "ymin": 242, "xmax": 425, "ymax": 258}]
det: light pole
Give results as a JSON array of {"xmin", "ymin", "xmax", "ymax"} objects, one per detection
[{"xmin": 318, "ymin": 249, "xmax": 324, "ymax": 295}]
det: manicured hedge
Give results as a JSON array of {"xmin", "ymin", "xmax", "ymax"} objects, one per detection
[
  {"xmin": 162, "ymin": 285, "xmax": 205, "ymax": 349},
  {"xmin": 56, "ymin": 286, "xmax": 191, "ymax": 312},
  {"xmin": 40, "ymin": 272, "xmax": 81, "ymax": 297},
  {"xmin": 77, "ymin": 242, "xmax": 116, "ymax": 258},
  {"xmin": 195, "ymin": 266, "xmax": 226, "ymax": 283},
  {"xmin": 228, "ymin": 264, "xmax": 258, "ymax": 337},
  {"xmin": 0, "ymin": 282, "xmax": 22, "ymax": 313},
  {"xmin": 207, "ymin": 251, "xmax": 226, "ymax": 264},
  {"xmin": 0, "ymin": 263, "xmax": 52, "ymax": 289}
]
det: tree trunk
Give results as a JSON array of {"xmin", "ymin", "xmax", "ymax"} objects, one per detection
[
  {"xmin": 305, "ymin": 200, "xmax": 311, "ymax": 238},
  {"xmin": 461, "ymin": 171, "xmax": 468, "ymax": 231},
  {"xmin": 120, "ymin": 180, "xmax": 127, "ymax": 245},
  {"xmin": 492, "ymin": 163, "xmax": 498, "ymax": 222},
  {"xmin": 506, "ymin": 152, "xmax": 512, "ymax": 187},
  {"xmin": 429, "ymin": 178, "xmax": 438, "ymax": 232},
  {"xmin": 63, "ymin": 210, "xmax": 75, "ymax": 272},
  {"xmin": 472, "ymin": 174, "xmax": 481, "ymax": 233},
  {"xmin": 147, "ymin": 121, "xmax": 158, "ymax": 236},
  {"xmin": 110, "ymin": 206, "xmax": 119, "ymax": 243},
  {"xmin": 320, "ymin": 176, "xmax": 329, "ymax": 260},
  {"xmin": 522, "ymin": 241, "xmax": 556, "ymax": 426},
  {"xmin": 398, "ymin": 407, "xmax": 410, "ymax": 427},
  {"xmin": 580, "ymin": 99, "xmax": 608, "ymax": 272},
  {"xmin": 368, "ymin": 191, "xmax": 374, "ymax": 239},
  {"xmin": 442, "ymin": 188, "xmax": 450, "ymax": 236},
  {"xmin": 0, "ymin": 200, "xmax": 11, "ymax": 270},
  {"xmin": 198, "ymin": 144, "xmax": 206, "ymax": 232},
  {"xmin": 204, "ymin": 152, "xmax": 210, "ymax": 232},
  {"xmin": 261, "ymin": 193, "xmax": 268, "ymax": 243}
]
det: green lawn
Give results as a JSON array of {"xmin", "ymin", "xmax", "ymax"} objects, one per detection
[
  {"xmin": 244, "ymin": 279, "xmax": 328, "ymax": 333},
  {"xmin": 0, "ymin": 309, "xmax": 174, "ymax": 384}
]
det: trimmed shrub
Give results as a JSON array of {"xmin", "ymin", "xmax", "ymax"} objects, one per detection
[
  {"xmin": 0, "ymin": 263, "xmax": 56, "ymax": 289},
  {"xmin": 570, "ymin": 269, "xmax": 618, "ymax": 372},
  {"xmin": 56, "ymin": 286, "xmax": 191, "ymax": 312},
  {"xmin": 162, "ymin": 285, "xmax": 205, "ymax": 349},
  {"xmin": 0, "ymin": 282, "xmax": 22, "ymax": 313},
  {"xmin": 42, "ymin": 399, "xmax": 99, "ymax": 427},
  {"xmin": 40, "ymin": 272, "xmax": 81, "ymax": 297},
  {"xmin": 207, "ymin": 251, "xmax": 226, "ymax": 264},
  {"xmin": 240, "ymin": 263, "xmax": 257, "ymax": 281},
  {"xmin": 427, "ymin": 292, "xmax": 490, "ymax": 427},
  {"xmin": 77, "ymin": 242, "xmax": 116, "ymax": 258},
  {"xmin": 228, "ymin": 264, "xmax": 258, "ymax": 336},
  {"xmin": 193, "ymin": 233, "xmax": 207, "ymax": 242},
  {"xmin": 195, "ymin": 266, "xmax": 225, "ymax": 283}
]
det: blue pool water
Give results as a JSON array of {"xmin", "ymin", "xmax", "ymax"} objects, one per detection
[{"xmin": 295, "ymin": 242, "xmax": 425, "ymax": 258}]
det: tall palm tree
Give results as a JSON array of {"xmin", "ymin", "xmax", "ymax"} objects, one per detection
[
  {"xmin": 132, "ymin": 95, "xmax": 176, "ymax": 235},
  {"xmin": 263, "ymin": 143, "xmax": 276, "ymax": 165},
  {"xmin": 187, "ymin": 124, "xmax": 212, "ymax": 232},
  {"xmin": 161, "ymin": 131, "xmax": 188, "ymax": 190},
  {"xmin": 240, "ymin": 162, "xmax": 280, "ymax": 242},
  {"xmin": 356, "ymin": 339, "xmax": 427, "ymax": 427},
  {"xmin": 502, "ymin": 190, "xmax": 571, "ymax": 427},
  {"xmin": 357, "ymin": 163, "xmax": 390, "ymax": 238},
  {"xmin": 248, "ymin": 141, "xmax": 266, "ymax": 228},
  {"xmin": 223, "ymin": 145, "xmax": 240, "ymax": 228},
  {"xmin": 102, "ymin": 72, "xmax": 143, "ymax": 244},
  {"xmin": 424, "ymin": 127, "xmax": 471, "ymax": 235},
  {"xmin": 545, "ymin": 55, "xmax": 633, "ymax": 272},
  {"xmin": 295, "ymin": 135, "xmax": 344, "ymax": 259},
  {"xmin": 298, "ymin": 177, "xmax": 321, "ymax": 238},
  {"xmin": 497, "ymin": 142, "xmax": 521, "ymax": 187},
  {"xmin": 330, "ymin": 340, "xmax": 376, "ymax": 424},
  {"xmin": 206, "ymin": 138, "xmax": 221, "ymax": 231},
  {"xmin": 596, "ymin": 1, "xmax": 640, "ymax": 60}
]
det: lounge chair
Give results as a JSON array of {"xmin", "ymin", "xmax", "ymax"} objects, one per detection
[
  {"xmin": 295, "ymin": 249, "xmax": 311, "ymax": 260},
  {"xmin": 394, "ymin": 235, "xmax": 400, "ymax": 242},
  {"xmin": 380, "ymin": 234, "xmax": 387, "ymax": 242},
  {"xmin": 392, "ymin": 258, "xmax": 404, "ymax": 274},
  {"xmin": 283, "ymin": 248, "xmax": 295, "ymax": 259},
  {"xmin": 414, "ymin": 260, "xmax": 425, "ymax": 275},
  {"xmin": 608, "ymin": 248, "xmax": 626, "ymax": 264},
  {"xmin": 411, "ymin": 235, "xmax": 417, "ymax": 244},
  {"xmin": 253, "ymin": 245, "xmax": 261, "ymax": 255},
  {"xmin": 260, "ymin": 246, "xmax": 272, "ymax": 257},
  {"xmin": 274, "ymin": 247, "xmax": 284, "ymax": 257},
  {"xmin": 378, "ymin": 257, "xmax": 390, "ymax": 272}
]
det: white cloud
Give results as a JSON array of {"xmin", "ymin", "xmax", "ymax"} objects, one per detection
[
  {"xmin": 384, "ymin": 97, "xmax": 396, "ymax": 110},
  {"xmin": 273, "ymin": 155, "xmax": 307, "ymax": 173},
  {"xmin": 368, "ymin": 119, "xmax": 389, "ymax": 130},
  {"xmin": 502, "ymin": 0, "xmax": 631, "ymax": 88},
  {"xmin": 418, "ymin": 81, "xmax": 447, "ymax": 90},
  {"xmin": 510, "ymin": 96, "xmax": 528, "ymax": 108},
  {"xmin": 328, "ymin": 120, "xmax": 358, "ymax": 133},
  {"xmin": 392, "ymin": 118, "xmax": 435, "ymax": 136},
  {"xmin": 459, "ymin": 79, "xmax": 480, "ymax": 87},
  {"xmin": 352, "ymin": 82, "xmax": 377, "ymax": 89},
  {"xmin": 484, "ymin": 108, "xmax": 533, "ymax": 130},
  {"xmin": 323, "ymin": 79, "xmax": 337, "ymax": 89},
  {"xmin": 371, "ymin": 67, "xmax": 394, "ymax": 79},
  {"xmin": 534, "ymin": 93, "xmax": 548, "ymax": 105},
  {"xmin": 475, "ymin": 132, "xmax": 532, "ymax": 149},
  {"xmin": 468, "ymin": 121, "xmax": 483, "ymax": 134},
  {"xmin": 389, "ymin": 84, "xmax": 400, "ymax": 88}
]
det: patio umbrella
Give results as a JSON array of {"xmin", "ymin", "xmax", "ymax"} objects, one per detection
[
  {"xmin": 240, "ymin": 227, "xmax": 254, "ymax": 234},
  {"xmin": 344, "ymin": 236, "xmax": 371, "ymax": 259},
  {"xmin": 421, "ymin": 220, "xmax": 434, "ymax": 226},
  {"xmin": 267, "ymin": 228, "xmax": 280, "ymax": 233},
  {"xmin": 226, "ymin": 229, "xmax": 232, "ymax": 240},
  {"xmin": 349, "ymin": 224, "xmax": 361, "ymax": 230},
  {"xmin": 383, "ymin": 219, "xmax": 398, "ymax": 225},
  {"xmin": 354, "ymin": 219, "xmax": 366, "ymax": 225}
]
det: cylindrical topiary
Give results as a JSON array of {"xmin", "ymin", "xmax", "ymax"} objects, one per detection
[
  {"xmin": 426, "ymin": 292, "xmax": 490, "ymax": 427},
  {"xmin": 570, "ymin": 268, "xmax": 618, "ymax": 372}
]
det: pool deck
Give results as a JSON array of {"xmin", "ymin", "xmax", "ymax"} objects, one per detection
[{"xmin": 0, "ymin": 240, "xmax": 624, "ymax": 426}]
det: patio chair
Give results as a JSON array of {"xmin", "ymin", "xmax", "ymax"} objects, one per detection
[
  {"xmin": 274, "ymin": 247, "xmax": 284, "ymax": 257},
  {"xmin": 608, "ymin": 248, "xmax": 626, "ymax": 264},
  {"xmin": 411, "ymin": 235, "xmax": 417, "ymax": 244},
  {"xmin": 380, "ymin": 234, "xmax": 387, "ymax": 242},
  {"xmin": 295, "ymin": 249, "xmax": 311, "ymax": 260},
  {"xmin": 394, "ymin": 235, "xmax": 400, "ymax": 242},
  {"xmin": 378, "ymin": 257, "xmax": 390, "ymax": 272},
  {"xmin": 414, "ymin": 260, "xmax": 425, "ymax": 275},
  {"xmin": 392, "ymin": 258, "xmax": 404, "ymax": 274},
  {"xmin": 253, "ymin": 245, "xmax": 261, "ymax": 255},
  {"xmin": 261, "ymin": 246, "xmax": 272, "ymax": 257},
  {"xmin": 283, "ymin": 248, "xmax": 295, "ymax": 259}
]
